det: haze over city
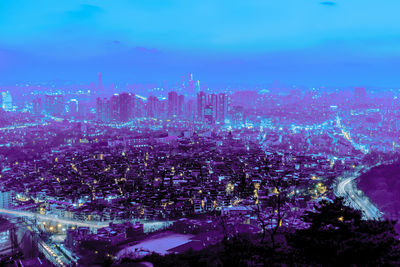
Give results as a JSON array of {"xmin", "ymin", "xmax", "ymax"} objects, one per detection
[{"xmin": 1, "ymin": 1, "xmax": 400, "ymax": 267}]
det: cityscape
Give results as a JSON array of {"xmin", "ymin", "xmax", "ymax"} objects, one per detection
[{"xmin": 1, "ymin": 1, "xmax": 400, "ymax": 266}]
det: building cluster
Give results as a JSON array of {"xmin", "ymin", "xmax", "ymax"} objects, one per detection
[
  {"xmin": 66, "ymin": 221, "xmax": 144, "ymax": 248},
  {"xmin": 95, "ymin": 90, "xmax": 231, "ymax": 125},
  {"xmin": 0, "ymin": 121, "xmax": 360, "ymax": 227},
  {"xmin": 3, "ymin": 82, "xmax": 400, "ymax": 264}
]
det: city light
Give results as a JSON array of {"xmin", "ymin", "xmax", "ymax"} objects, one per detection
[{"xmin": 0, "ymin": 1, "xmax": 398, "ymax": 265}]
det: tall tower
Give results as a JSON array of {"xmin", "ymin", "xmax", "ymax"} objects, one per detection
[
  {"xmin": 98, "ymin": 72, "xmax": 102, "ymax": 88},
  {"xmin": 217, "ymin": 93, "xmax": 230, "ymax": 123},
  {"xmin": 97, "ymin": 72, "xmax": 103, "ymax": 97},
  {"xmin": 178, "ymin": 95, "xmax": 185, "ymax": 117},
  {"xmin": 197, "ymin": 91, "xmax": 206, "ymax": 121},
  {"xmin": 208, "ymin": 93, "xmax": 218, "ymax": 122},
  {"xmin": 119, "ymin": 92, "xmax": 133, "ymax": 122},
  {"xmin": 168, "ymin": 91, "xmax": 179, "ymax": 117},
  {"xmin": 147, "ymin": 96, "xmax": 159, "ymax": 118},
  {"xmin": 187, "ymin": 73, "xmax": 196, "ymax": 97},
  {"xmin": 1, "ymin": 91, "xmax": 12, "ymax": 111},
  {"xmin": 110, "ymin": 94, "xmax": 119, "ymax": 122},
  {"xmin": 44, "ymin": 95, "xmax": 64, "ymax": 116},
  {"xmin": 33, "ymin": 97, "xmax": 42, "ymax": 115}
]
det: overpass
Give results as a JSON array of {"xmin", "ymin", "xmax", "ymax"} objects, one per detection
[{"xmin": 0, "ymin": 208, "xmax": 109, "ymax": 229}]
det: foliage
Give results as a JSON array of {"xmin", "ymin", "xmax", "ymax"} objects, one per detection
[
  {"xmin": 287, "ymin": 198, "xmax": 400, "ymax": 266},
  {"xmin": 113, "ymin": 198, "xmax": 400, "ymax": 266}
]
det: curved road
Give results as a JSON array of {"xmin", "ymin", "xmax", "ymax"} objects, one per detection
[{"xmin": 336, "ymin": 167, "xmax": 382, "ymax": 220}]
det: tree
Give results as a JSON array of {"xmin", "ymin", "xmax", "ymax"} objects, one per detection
[
  {"xmin": 253, "ymin": 168, "xmax": 293, "ymax": 247},
  {"xmin": 287, "ymin": 198, "xmax": 400, "ymax": 266},
  {"xmin": 78, "ymin": 240, "xmax": 114, "ymax": 266}
]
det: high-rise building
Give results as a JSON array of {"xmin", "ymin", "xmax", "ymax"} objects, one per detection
[
  {"xmin": 184, "ymin": 99, "xmax": 196, "ymax": 121},
  {"xmin": 119, "ymin": 92, "xmax": 133, "ymax": 122},
  {"xmin": 207, "ymin": 93, "xmax": 218, "ymax": 122},
  {"xmin": 185, "ymin": 73, "xmax": 200, "ymax": 97},
  {"xmin": 98, "ymin": 72, "xmax": 102, "ymax": 95},
  {"xmin": 231, "ymin": 106, "xmax": 245, "ymax": 127},
  {"xmin": 110, "ymin": 94, "xmax": 120, "ymax": 121},
  {"xmin": 195, "ymin": 80, "xmax": 201, "ymax": 93},
  {"xmin": 0, "ymin": 191, "xmax": 14, "ymax": 209},
  {"xmin": 44, "ymin": 95, "xmax": 64, "ymax": 116},
  {"xmin": 168, "ymin": 91, "xmax": 179, "ymax": 117},
  {"xmin": 68, "ymin": 99, "xmax": 79, "ymax": 118},
  {"xmin": 204, "ymin": 104, "xmax": 214, "ymax": 125},
  {"xmin": 1, "ymin": 91, "xmax": 12, "ymax": 111},
  {"xmin": 217, "ymin": 93, "xmax": 230, "ymax": 123},
  {"xmin": 134, "ymin": 97, "xmax": 145, "ymax": 117},
  {"xmin": 147, "ymin": 95, "xmax": 160, "ymax": 118},
  {"xmin": 97, "ymin": 93, "xmax": 135, "ymax": 122},
  {"xmin": 96, "ymin": 97, "xmax": 107, "ymax": 121},
  {"xmin": 32, "ymin": 97, "xmax": 43, "ymax": 115},
  {"xmin": 78, "ymin": 101, "xmax": 88, "ymax": 120},
  {"xmin": 178, "ymin": 95, "xmax": 185, "ymax": 117},
  {"xmin": 197, "ymin": 91, "xmax": 207, "ymax": 121}
]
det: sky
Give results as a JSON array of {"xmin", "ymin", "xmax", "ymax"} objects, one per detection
[{"xmin": 0, "ymin": 0, "xmax": 400, "ymax": 88}]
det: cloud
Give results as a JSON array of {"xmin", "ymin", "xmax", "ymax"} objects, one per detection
[
  {"xmin": 320, "ymin": 1, "xmax": 336, "ymax": 6},
  {"xmin": 66, "ymin": 4, "xmax": 104, "ymax": 19},
  {"xmin": 135, "ymin": 46, "xmax": 160, "ymax": 54}
]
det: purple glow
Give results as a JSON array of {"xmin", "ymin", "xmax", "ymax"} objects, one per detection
[{"xmin": 0, "ymin": 1, "xmax": 399, "ymax": 266}]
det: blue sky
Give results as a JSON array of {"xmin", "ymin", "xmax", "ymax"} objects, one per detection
[{"xmin": 0, "ymin": 0, "xmax": 400, "ymax": 87}]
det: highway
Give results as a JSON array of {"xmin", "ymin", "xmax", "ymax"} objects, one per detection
[
  {"xmin": 0, "ymin": 208, "xmax": 109, "ymax": 228},
  {"xmin": 336, "ymin": 116, "xmax": 369, "ymax": 154},
  {"xmin": 334, "ymin": 116, "xmax": 381, "ymax": 219},
  {"xmin": 0, "ymin": 122, "xmax": 49, "ymax": 131},
  {"xmin": 336, "ymin": 168, "xmax": 382, "ymax": 220}
]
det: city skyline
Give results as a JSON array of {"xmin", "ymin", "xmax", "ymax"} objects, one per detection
[{"xmin": 1, "ymin": 1, "xmax": 400, "ymax": 266}]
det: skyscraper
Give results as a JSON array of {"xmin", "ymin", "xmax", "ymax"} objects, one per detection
[
  {"xmin": 119, "ymin": 92, "xmax": 133, "ymax": 122},
  {"xmin": 68, "ymin": 99, "xmax": 79, "ymax": 118},
  {"xmin": 204, "ymin": 104, "xmax": 214, "ymax": 125},
  {"xmin": 96, "ymin": 97, "xmax": 107, "ymax": 122},
  {"xmin": 147, "ymin": 95, "xmax": 160, "ymax": 118},
  {"xmin": 134, "ymin": 97, "xmax": 145, "ymax": 118},
  {"xmin": 186, "ymin": 73, "xmax": 200, "ymax": 97},
  {"xmin": 207, "ymin": 93, "xmax": 218, "ymax": 122},
  {"xmin": 44, "ymin": 95, "xmax": 64, "ymax": 116},
  {"xmin": 110, "ymin": 94, "xmax": 120, "ymax": 121},
  {"xmin": 178, "ymin": 95, "xmax": 185, "ymax": 117},
  {"xmin": 1, "ymin": 91, "xmax": 12, "ymax": 111},
  {"xmin": 32, "ymin": 97, "xmax": 42, "ymax": 115},
  {"xmin": 197, "ymin": 91, "xmax": 207, "ymax": 121},
  {"xmin": 184, "ymin": 99, "xmax": 196, "ymax": 121},
  {"xmin": 98, "ymin": 72, "xmax": 102, "ymax": 94},
  {"xmin": 217, "ymin": 93, "xmax": 230, "ymax": 123},
  {"xmin": 168, "ymin": 91, "xmax": 179, "ymax": 117}
]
